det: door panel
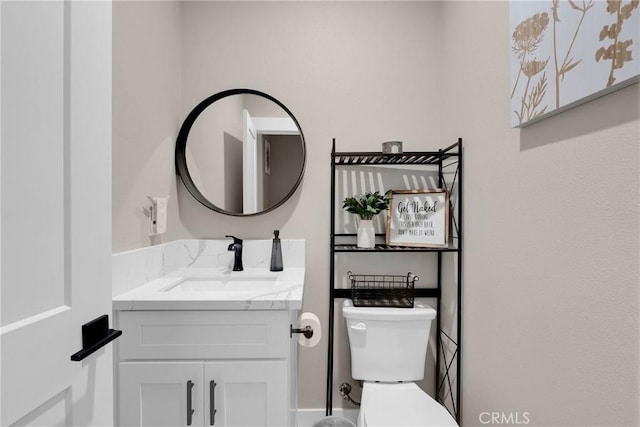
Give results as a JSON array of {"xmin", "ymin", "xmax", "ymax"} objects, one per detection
[
  {"xmin": 11, "ymin": 389, "xmax": 70, "ymax": 427},
  {"xmin": 243, "ymin": 109, "xmax": 258, "ymax": 214},
  {"xmin": 0, "ymin": 1, "xmax": 113, "ymax": 425},
  {"xmin": 224, "ymin": 382, "xmax": 267, "ymax": 426},
  {"xmin": 0, "ymin": 2, "xmax": 71, "ymax": 423},
  {"xmin": 0, "ymin": 0, "xmax": 66, "ymax": 326},
  {"xmin": 205, "ymin": 360, "xmax": 288, "ymax": 427},
  {"xmin": 1, "ymin": 308, "xmax": 74, "ymax": 425},
  {"xmin": 118, "ymin": 362, "xmax": 204, "ymax": 427}
]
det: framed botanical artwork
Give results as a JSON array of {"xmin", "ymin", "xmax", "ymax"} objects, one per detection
[
  {"xmin": 386, "ymin": 189, "xmax": 449, "ymax": 248},
  {"xmin": 510, "ymin": 0, "xmax": 639, "ymax": 127}
]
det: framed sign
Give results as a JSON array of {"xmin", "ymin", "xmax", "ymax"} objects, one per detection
[{"xmin": 386, "ymin": 189, "xmax": 449, "ymax": 248}]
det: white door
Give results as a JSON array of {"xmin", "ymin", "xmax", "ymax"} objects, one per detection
[
  {"xmin": 118, "ymin": 362, "xmax": 204, "ymax": 427},
  {"xmin": 205, "ymin": 360, "xmax": 288, "ymax": 427},
  {"xmin": 0, "ymin": 1, "xmax": 113, "ymax": 426},
  {"xmin": 242, "ymin": 109, "xmax": 258, "ymax": 214}
]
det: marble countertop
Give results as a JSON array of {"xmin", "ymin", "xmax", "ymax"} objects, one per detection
[{"xmin": 113, "ymin": 267, "xmax": 305, "ymax": 311}]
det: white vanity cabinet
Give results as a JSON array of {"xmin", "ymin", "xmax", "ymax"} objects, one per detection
[
  {"xmin": 118, "ymin": 362, "xmax": 204, "ymax": 426},
  {"xmin": 115, "ymin": 309, "xmax": 298, "ymax": 427}
]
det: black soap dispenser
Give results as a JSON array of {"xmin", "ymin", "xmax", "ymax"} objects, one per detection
[{"xmin": 270, "ymin": 230, "xmax": 283, "ymax": 271}]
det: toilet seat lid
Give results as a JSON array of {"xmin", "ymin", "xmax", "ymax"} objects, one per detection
[{"xmin": 360, "ymin": 382, "xmax": 458, "ymax": 427}]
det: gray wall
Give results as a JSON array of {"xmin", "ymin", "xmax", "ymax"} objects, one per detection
[
  {"xmin": 186, "ymin": 94, "xmax": 243, "ymax": 209},
  {"xmin": 440, "ymin": 2, "xmax": 638, "ymax": 426},
  {"xmin": 113, "ymin": 2, "xmax": 639, "ymax": 425},
  {"xmin": 265, "ymin": 135, "xmax": 304, "ymax": 208},
  {"xmin": 113, "ymin": 1, "xmax": 185, "ymax": 247}
]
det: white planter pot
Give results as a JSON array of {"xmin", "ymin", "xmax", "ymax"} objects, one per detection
[{"xmin": 357, "ymin": 219, "xmax": 375, "ymax": 248}]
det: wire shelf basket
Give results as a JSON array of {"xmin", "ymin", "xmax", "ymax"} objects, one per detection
[{"xmin": 348, "ymin": 271, "xmax": 418, "ymax": 308}]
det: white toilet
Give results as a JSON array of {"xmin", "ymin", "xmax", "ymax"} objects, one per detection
[{"xmin": 343, "ymin": 299, "xmax": 458, "ymax": 427}]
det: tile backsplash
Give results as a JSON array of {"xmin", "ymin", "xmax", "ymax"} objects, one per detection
[{"xmin": 112, "ymin": 239, "xmax": 305, "ymax": 297}]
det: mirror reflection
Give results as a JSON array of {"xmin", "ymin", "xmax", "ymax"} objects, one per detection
[{"xmin": 176, "ymin": 90, "xmax": 305, "ymax": 216}]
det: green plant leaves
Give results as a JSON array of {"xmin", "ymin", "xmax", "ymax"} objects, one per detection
[{"xmin": 342, "ymin": 191, "xmax": 392, "ymax": 220}]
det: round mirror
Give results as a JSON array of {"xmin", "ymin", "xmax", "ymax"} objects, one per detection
[{"xmin": 175, "ymin": 89, "xmax": 306, "ymax": 216}]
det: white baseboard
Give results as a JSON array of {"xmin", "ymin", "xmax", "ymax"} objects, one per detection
[{"xmin": 296, "ymin": 408, "xmax": 359, "ymax": 427}]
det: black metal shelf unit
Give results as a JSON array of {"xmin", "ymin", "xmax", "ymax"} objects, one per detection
[{"xmin": 326, "ymin": 138, "xmax": 463, "ymax": 423}]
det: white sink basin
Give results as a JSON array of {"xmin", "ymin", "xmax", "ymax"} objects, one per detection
[
  {"xmin": 113, "ymin": 267, "xmax": 305, "ymax": 311},
  {"xmin": 162, "ymin": 273, "xmax": 281, "ymax": 293}
]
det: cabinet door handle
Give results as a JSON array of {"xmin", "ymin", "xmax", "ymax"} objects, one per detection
[
  {"xmin": 210, "ymin": 380, "xmax": 217, "ymax": 425},
  {"xmin": 187, "ymin": 380, "xmax": 195, "ymax": 426}
]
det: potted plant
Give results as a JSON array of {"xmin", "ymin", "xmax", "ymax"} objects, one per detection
[{"xmin": 343, "ymin": 190, "xmax": 392, "ymax": 248}]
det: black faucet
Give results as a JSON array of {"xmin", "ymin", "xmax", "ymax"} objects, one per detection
[{"xmin": 225, "ymin": 235, "xmax": 243, "ymax": 271}]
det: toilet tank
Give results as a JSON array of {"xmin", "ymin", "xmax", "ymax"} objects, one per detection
[{"xmin": 343, "ymin": 299, "xmax": 436, "ymax": 382}]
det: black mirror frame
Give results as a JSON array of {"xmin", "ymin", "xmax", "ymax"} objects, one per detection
[{"xmin": 175, "ymin": 88, "xmax": 306, "ymax": 217}]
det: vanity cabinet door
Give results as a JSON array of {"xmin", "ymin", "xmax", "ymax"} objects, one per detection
[
  {"xmin": 205, "ymin": 360, "xmax": 288, "ymax": 427},
  {"xmin": 118, "ymin": 362, "xmax": 204, "ymax": 427}
]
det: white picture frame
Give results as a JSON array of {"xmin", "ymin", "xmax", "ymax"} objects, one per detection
[{"xmin": 386, "ymin": 189, "xmax": 449, "ymax": 248}]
